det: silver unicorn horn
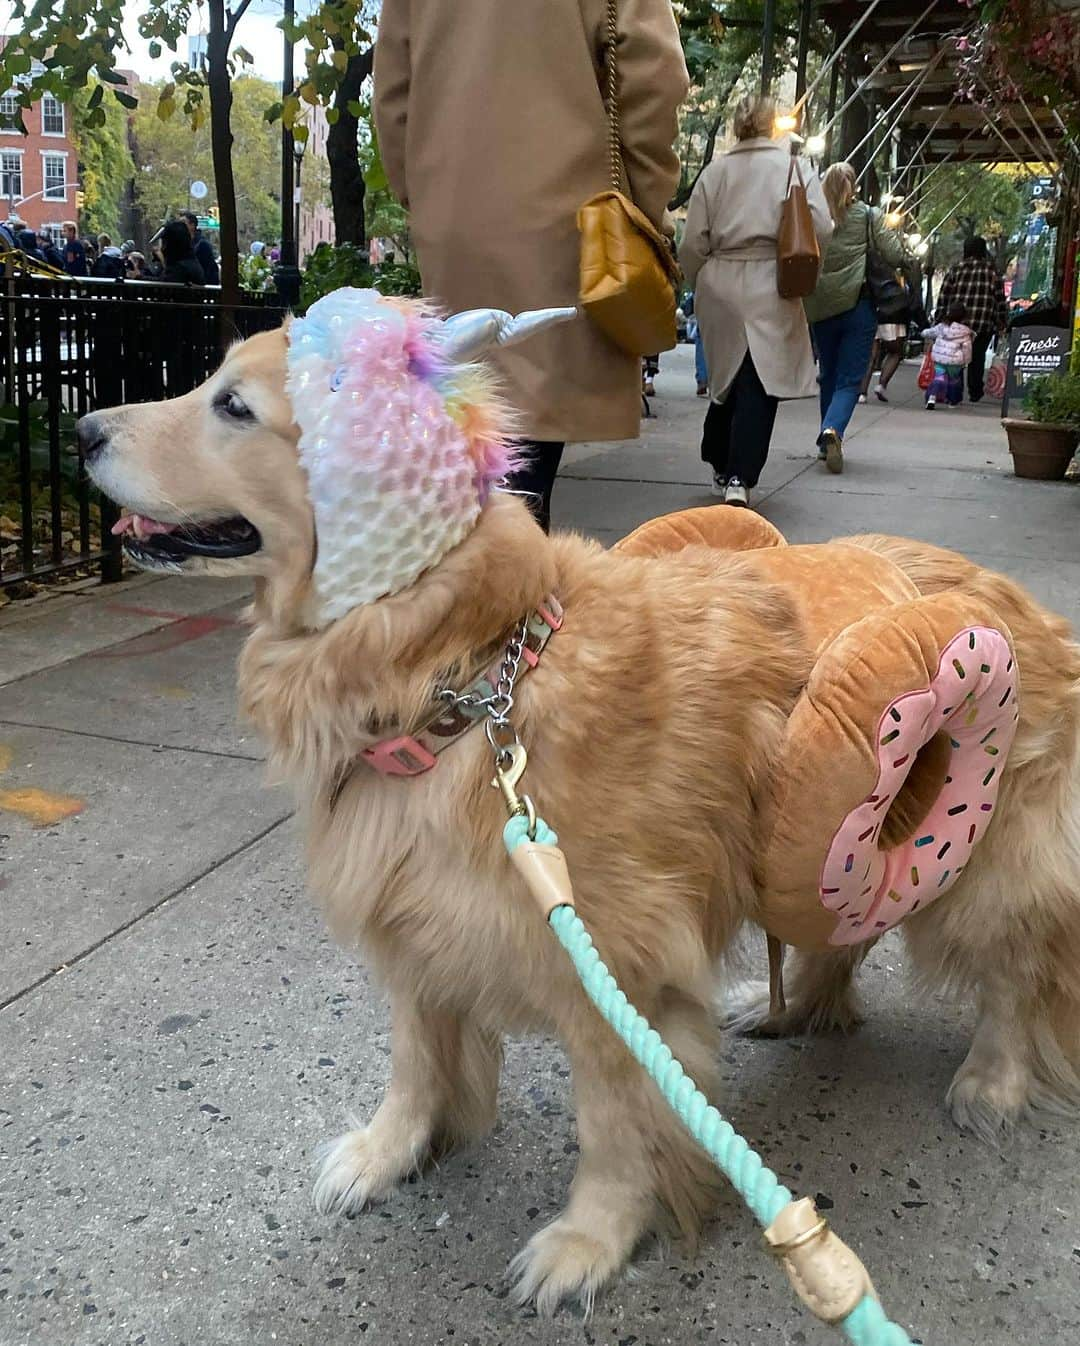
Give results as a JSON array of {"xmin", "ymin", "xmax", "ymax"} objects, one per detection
[{"xmin": 439, "ymin": 306, "xmax": 579, "ymax": 363}]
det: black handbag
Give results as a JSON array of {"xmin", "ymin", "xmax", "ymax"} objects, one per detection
[{"xmin": 864, "ymin": 208, "xmax": 909, "ymax": 322}]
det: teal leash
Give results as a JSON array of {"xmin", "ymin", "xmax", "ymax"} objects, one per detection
[{"xmin": 503, "ymin": 812, "xmax": 918, "ymax": 1346}]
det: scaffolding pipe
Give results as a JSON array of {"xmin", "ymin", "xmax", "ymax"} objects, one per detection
[
  {"xmin": 791, "ymin": 0, "xmax": 885, "ymax": 116},
  {"xmin": 794, "ymin": 0, "xmax": 813, "ymax": 106},
  {"xmin": 977, "ymin": 74, "xmax": 1062, "ymax": 183},
  {"xmin": 851, "ymin": 47, "xmax": 948, "ymax": 185},
  {"xmin": 901, "ymin": 126, "xmax": 995, "ymax": 215},
  {"xmin": 760, "ymin": 0, "xmax": 779, "ymax": 95},
  {"xmin": 816, "ymin": 0, "xmax": 943, "ymax": 140},
  {"xmin": 923, "ymin": 175, "xmax": 995, "ymax": 239},
  {"xmin": 1050, "ymin": 107, "xmax": 1080, "ymax": 165},
  {"xmin": 975, "ymin": 98, "xmax": 1042, "ymax": 182},
  {"xmin": 884, "ymin": 95, "xmax": 959, "ymax": 190},
  {"xmin": 1014, "ymin": 89, "xmax": 1062, "ymax": 169}
]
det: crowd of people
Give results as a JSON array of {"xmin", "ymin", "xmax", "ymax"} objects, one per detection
[
  {"xmin": 0, "ymin": 210, "xmax": 221, "ymax": 287},
  {"xmin": 3, "ymin": 0, "xmax": 1013, "ymax": 530},
  {"xmin": 371, "ymin": 1, "xmax": 1012, "ymax": 529},
  {"xmin": 680, "ymin": 109, "xmax": 1011, "ymax": 504}
]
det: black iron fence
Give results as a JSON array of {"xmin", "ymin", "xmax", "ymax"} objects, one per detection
[{"xmin": 0, "ymin": 275, "xmax": 287, "ymax": 589}]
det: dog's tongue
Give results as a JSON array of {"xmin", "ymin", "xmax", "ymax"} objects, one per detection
[{"xmin": 111, "ymin": 514, "xmax": 179, "ymax": 540}]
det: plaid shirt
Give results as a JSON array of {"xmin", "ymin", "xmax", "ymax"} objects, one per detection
[{"xmin": 935, "ymin": 258, "xmax": 1007, "ymax": 336}]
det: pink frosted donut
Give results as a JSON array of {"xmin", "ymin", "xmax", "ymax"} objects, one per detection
[{"xmin": 820, "ymin": 626, "xmax": 1019, "ymax": 946}]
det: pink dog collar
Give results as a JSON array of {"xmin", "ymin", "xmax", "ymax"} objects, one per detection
[{"xmin": 360, "ymin": 596, "xmax": 564, "ymax": 780}]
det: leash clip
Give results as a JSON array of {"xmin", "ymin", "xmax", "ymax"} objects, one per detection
[{"xmin": 491, "ymin": 742, "xmax": 537, "ymax": 838}]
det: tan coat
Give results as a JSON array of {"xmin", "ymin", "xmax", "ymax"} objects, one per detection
[
  {"xmin": 679, "ymin": 138, "xmax": 832, "ymax": 402},
  {"xmin": 374, "ymin": 0, "xmax": 688, "ymax": 443}
]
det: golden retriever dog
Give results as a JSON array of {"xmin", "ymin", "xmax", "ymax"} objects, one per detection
[{"xmin": 79, "ymin": 313, "xmax": 1080, "ymax": 1313}]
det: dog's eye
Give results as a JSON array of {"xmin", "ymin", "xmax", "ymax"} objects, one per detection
[{"xmin": 215, "ymin": 390, "xmax": 254, "ymax": 422}]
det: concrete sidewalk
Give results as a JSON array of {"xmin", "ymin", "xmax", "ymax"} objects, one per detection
[{"xmin": 2, "ymin": 345, "xmax": 1078, "ymax": 1346}]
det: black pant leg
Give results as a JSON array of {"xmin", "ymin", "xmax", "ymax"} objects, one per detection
[
  {"xmin": 507, "ymin": 441, "xmax": 565, "ymax": 533},
  {"xmin": 968, "ymin": 332, "xmax": 992, "ymax": 401},
  {"xmin": 700, "ymin": 397, "xmax": 734, "ymax": 475},
  {"xmin": 726, "ymin": 353, "xmax": 779, "ymax": 489}
]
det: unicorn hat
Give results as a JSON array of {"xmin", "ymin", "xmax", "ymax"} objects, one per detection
[{"xmin": 286, "ymin": 288, "xmax": 575, "ymax": 627}]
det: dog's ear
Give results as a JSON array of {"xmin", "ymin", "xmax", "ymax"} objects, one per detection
[{"xmin": 439, "ymin": 307, "xmax": 578, "ymax": 364}]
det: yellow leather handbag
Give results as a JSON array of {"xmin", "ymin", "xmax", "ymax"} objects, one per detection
[{"xmin": 577, "ymin": 0, "xmax": 680, "ymax": 356}]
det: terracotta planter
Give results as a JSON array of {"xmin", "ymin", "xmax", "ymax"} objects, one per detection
[{"xmin": 1002, "ymin": 419, "xmax": 1079, "ymax": 480}]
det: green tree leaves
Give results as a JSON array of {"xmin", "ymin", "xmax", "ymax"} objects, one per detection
[
  {"xmin": 71, "ymin": 80, "xmax": 136, "ymax": 238},
  {"xmin": 131, "ymin": 75, "xmax": 283, "ymax": 246}
]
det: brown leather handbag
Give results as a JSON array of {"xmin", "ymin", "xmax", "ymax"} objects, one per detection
[
  {"xmin": 776, "ymin": 154, "xmax": 821, "ymax": 300},
  {"xmin": 577, "ymin": 0, "xmax": 679, "ymax": 355}
]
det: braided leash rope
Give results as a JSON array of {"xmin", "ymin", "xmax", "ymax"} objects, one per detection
[{"xmin": 504, "ymin": 813, "xmax": 918, "ymax": 1346}]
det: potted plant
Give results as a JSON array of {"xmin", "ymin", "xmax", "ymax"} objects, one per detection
[{"xmin": 1003, "ymin": 371, "xmax": 1080, "ymax": 479}]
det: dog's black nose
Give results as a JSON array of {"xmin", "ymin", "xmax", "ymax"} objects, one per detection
[{"xmin": 76, "ymin": 413, "xmax": 109, "ymax": 462}]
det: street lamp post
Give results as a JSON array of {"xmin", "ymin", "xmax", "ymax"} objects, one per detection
[
  {"xmin": 274, "ymin": 0, "xmax": 302, "ymax": 307},
  {"xmin": 293, "ymin": 138, "xmax": 305, "ymax": 268}
]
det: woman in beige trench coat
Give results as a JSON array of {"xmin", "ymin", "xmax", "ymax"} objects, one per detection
[
  {"xmin": 374, "ymin": 0, "xmax": 688, "ymax": 529},
  {"xmin": 679, "ymin": 97, "xmax": 831, "ymax": 507}
]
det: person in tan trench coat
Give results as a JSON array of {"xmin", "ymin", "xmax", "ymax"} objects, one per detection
[
  {"xmin": 374, "ymin": 0, "xmax": 688, "ymax": 529},
  {"xmin": 679, "ymin": 97, "xmax": 831, "ymax": 507}
]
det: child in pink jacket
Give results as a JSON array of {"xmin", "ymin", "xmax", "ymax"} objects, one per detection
[{"xmin": 921, "ymin": 304, "xmax": 975, "ymax": 409}]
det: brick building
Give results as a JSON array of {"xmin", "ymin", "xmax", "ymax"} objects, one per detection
[
  {"xmin": 0, "ymin": 59, "xmax": 78, "ymax": 242},
  {"xmin": 298, "ymin": 104, "xmax": 335, "ymax": 262}
]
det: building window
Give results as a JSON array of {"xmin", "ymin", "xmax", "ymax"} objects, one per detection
[
  {"xmin": 42, "ymin": 222, "xmax": 65, "ymax": 246},
  {"xmin": 43, "ymin": 153, "xmax": 67, "ymax": 199},
  {"xmin": 0, "ymin": 90, "xmax": 18, "ymax": 132},
  {"xmin": 42, "ymin": 94, "xmax": 65, "ymax": 136},
  {"xmin": 1, "ymin": 151, "xmax": 23, "ymax": 201}
]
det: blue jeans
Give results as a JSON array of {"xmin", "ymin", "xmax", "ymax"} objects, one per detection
[
  {"xmin": 694, "ymin": 329, "xmax": 708, "ymax": 387},
  {"xmin": 812, "ymin": 297, "xmax": 877, "ymax": 443}
]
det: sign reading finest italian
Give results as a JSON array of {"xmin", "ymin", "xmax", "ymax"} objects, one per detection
[{"xmin": 1003, "ymin": 326, "xmax": 1072, "ymax": 417}]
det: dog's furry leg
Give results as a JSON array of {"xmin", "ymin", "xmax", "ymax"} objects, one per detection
[
  {"xmin": 314, "ymin": 989, "xmax": 501, "ymax": 1216},
  {"xmin": 723, "ymin": 944, "xmax": 867, "ymax": 1037},
  {"xmin": 904, "ymin": 902, "xmax": 1080, "ymax": 1141},
  {"xmin": 946, "ymin": 971, "xmax": 1037, "ymax": 1144},
  {"xmin": 511, "ymin": 985, "xmax": 721, "ymax": 1315}
]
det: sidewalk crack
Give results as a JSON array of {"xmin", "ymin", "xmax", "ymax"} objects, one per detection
[
  {"xmin": 0, "ymin": 812, "xmax": 292, "ymax": 1013},
  {"xmin": 0, "ymin": 718, "xmax": 263, "ymax": 762}
]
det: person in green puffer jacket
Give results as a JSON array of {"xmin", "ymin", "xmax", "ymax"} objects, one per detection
[{"xmin": 804, "ymin": 162, "xmax": 906, "ymax": 474}]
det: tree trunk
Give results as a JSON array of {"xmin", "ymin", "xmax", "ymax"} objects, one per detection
[
  {"xmin": 327, "ymin": 46, "xmax": 374, "ymax": 248},
  {"xmin": 671, "ymin": 110, "xmax": 724, "ymax": 210},
  {"xmin": 207, "ymin": 0, "xmax": 240, "ymax": 306},
  {"xmin": 669, "ymin": 70, "xmax": 745, "ymax": 211}
]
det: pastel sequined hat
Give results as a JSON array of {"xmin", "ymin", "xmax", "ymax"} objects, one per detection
[{"xmin": 286, "ymin": 288, "xmax": 575, "ymax": 627}]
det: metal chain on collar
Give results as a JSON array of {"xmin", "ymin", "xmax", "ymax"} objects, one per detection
[{"xmin": 433, "ymin": 616, "xmax": 530, "ymax": 763}]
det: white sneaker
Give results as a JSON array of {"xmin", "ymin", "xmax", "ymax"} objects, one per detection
[
  {"xmin": 926, "ymin": 396, "xmax": 936, "ymax": 411},
  {"xmin": 711, "ymin": 470, "xmax": 727, "ymax": 496},
  {"xmin": 724, "ymin": 477, "xmax": 749, "ymax": 507},
  {"xmin": 858, "ymin": 393, "xmax": 867, "ymax": 404}
]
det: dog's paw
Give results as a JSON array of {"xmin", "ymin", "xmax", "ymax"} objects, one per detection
[
  {"xmin": 313, "ymin": 1122, "xmax": 427, "ymax": 1216},
  {"xmin": 721, "ymin": 982, "xmax": 788, "ymax": 1036},
  {"xmin": 509, "ymin": 1217, "xmax": 628, "ymax": 1316},
  {"xmin": 721, "ymin": 981, "xmax": 864, "ymax": 1038},
  {"xmin": 947, "ymin": 1063, "xmax": 1027, "ymax": 1146}
]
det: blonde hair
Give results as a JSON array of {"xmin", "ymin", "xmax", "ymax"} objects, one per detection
[
  {"xmin": 822, "ymin": 162, "xmax": 857, "ymax": 225},
  {"xmin": 731, "ymin": 94, "xmax": 776, "ymax": 142}
]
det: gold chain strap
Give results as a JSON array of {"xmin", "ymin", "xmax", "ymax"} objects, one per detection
[{"xmin": 604, "ymin": 0, "xmax": 623, "ymax": 191}]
